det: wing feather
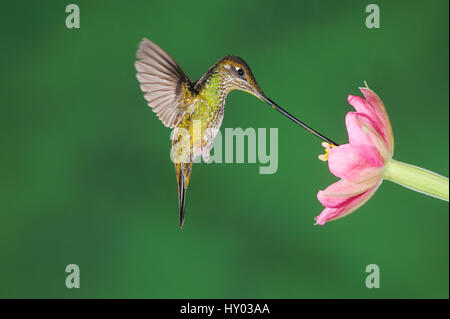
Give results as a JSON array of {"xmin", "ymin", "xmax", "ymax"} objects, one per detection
[{"xmin": 135, "ymin": 38, "xmax": 191, "ymax": 128}]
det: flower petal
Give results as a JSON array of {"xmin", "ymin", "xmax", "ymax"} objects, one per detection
[
  {"xmin": 328, "ymin": 143, "xmax": 383, "ymax": 179},
  {"xmin": 359, "ymin": 87, "xmax": 394, "ymax": 154},
  {"xmin": 315, "ymin": 182, "xmax": 382, "ymax": 225},
  {"xmin": 345, "ymin": 112, "xmax": 386, "ymax": 166},
  {"xmin": 354, "ymin": 113, "xmax": 390, "ymax": 161},
  {"xmin": 317, "ymin": 167, "xmax": 383, "ymax": 208},
  {"xmin": 348, "ymin": 95, "xmax": 384, "ymax": 133}
]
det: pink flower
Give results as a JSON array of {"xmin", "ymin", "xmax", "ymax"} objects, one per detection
[{"xmin": 315, "ymin": 86, "xmax": 394, "ymax": 225}]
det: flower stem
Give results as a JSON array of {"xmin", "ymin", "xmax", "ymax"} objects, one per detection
[{"xmin": 384, "ymin": 159, "xmax": 449, "ymax": 202}]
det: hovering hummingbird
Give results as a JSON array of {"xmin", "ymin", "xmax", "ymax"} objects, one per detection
[{"xmin": 135, "ymin": 38, "xmax": 336, "ymax": 228}]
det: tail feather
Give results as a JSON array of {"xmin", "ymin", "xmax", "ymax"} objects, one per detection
[
  {"xmin": 178, "ymin": 174, "xmax": 186, "ymax": 228},
  {"xmin": 176, "ymin": 163, "xmax": 192, "ymax": 228}
]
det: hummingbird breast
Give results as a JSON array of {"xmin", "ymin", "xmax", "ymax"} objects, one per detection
[{"xmin": 173, "ymin": 72, "xmax": 229, "ymax": 162}]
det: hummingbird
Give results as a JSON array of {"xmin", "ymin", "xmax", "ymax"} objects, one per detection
[{"xmin": 135, "ymin": 38, "xmax": 336, "ymax": 228}]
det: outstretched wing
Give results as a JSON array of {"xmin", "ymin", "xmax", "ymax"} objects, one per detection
[{"xmin": 135, "ymin": 38, "xmax": 191, "ymax": 128}]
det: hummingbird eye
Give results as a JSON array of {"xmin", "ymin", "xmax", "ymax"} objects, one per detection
[{"xmin": 237, "ymin": 68, "xmax": 245, "ymax": 77}]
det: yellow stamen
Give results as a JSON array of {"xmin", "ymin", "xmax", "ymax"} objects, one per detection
[{"xmin": 318, "ymin": 142, "xmax": 337, "ymax": 162}]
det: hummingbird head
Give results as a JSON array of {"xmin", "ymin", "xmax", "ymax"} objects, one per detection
[
  {"xmin": 216, "ymin": 56, "xmax": 295, "ymax": 116},
  {"xmin": 216, "ymin": 55, "xmax": 267, "ymax": 101}
]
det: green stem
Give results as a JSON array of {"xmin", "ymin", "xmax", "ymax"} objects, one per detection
[{"xmin": 384, "ymin": 159, "xmax": 449, "ymax": 202}]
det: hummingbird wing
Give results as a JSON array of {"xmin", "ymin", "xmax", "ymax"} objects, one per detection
[{"xmin": 135, "ymin": 38, "xmax": 191, "ymax": 128}]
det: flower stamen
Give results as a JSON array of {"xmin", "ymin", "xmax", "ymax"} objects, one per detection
[{"xmin": 318, "ymin": 142, "xmax": 337, "ymax": 162}]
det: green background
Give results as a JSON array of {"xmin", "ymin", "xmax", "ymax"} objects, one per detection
[{"xmin": 0, "ymin": 0, "xmax": 448, "ymax": 298}]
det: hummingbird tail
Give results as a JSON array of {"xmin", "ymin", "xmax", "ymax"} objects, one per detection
[
  {"xmin": 176, "ymin": 163, "xmax": 192, "ymax": 228},
  {"xmin": 179, "ymin": 176, "xmax": 186, "ymax": 228}
]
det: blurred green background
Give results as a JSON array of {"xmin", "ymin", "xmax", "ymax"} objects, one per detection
[{"xmin": 0, "ymin": 0, "xmax": 448, "ymax": 298}]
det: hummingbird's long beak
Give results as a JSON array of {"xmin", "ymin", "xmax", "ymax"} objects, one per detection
[{"xmin": 258, "ymin": 94, "xmax": 339, "ymax": 146}]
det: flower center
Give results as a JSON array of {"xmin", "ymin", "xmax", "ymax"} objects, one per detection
[{"xmin": 318, "ymin": 142, "xmax": 337, "ymax": 162}]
